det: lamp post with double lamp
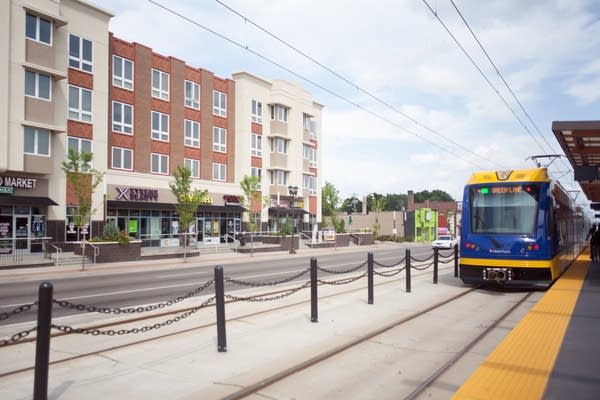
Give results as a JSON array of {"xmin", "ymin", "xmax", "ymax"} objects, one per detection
[{"xmin": 288, "ymin": 185, "xmax": 298, "ymax": 254}]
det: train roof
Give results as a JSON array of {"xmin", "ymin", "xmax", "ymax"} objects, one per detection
[{"xmin": 467, "ymin": 168, "xmax": 550, "ymax": 185}]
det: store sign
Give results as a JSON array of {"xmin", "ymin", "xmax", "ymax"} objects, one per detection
[
  {"xmin": 0, "ymin": 176, "xmax": 37, "ymax": 189},
  {"xmin": 0, "ymin": 187, "xmax": 15, "ymax": 194},
  {"xmin": 116, "ymin": 187, "xmax": 159, "ymax": 202},
  {"xmin": 223, "ymin": 195, "xmax": 241, "ymax": 205}
]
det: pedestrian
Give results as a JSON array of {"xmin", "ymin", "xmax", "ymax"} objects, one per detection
[
  {"xmin": 593, "ymin": 225, "xmax": 600, "ymax": 262},
  {"xmin": 587, "ymin": 224, "xmax": 597, "ymax": 260}
]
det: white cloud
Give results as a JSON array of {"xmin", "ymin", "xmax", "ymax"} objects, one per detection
[{"xmin": 100, "ymin": 0, "xmax": 600, "ymax": 204}]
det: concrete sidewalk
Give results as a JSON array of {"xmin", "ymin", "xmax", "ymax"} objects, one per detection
[{"xmin": 0, "ymin": 259, "xmax": 464, "ymax": 400}]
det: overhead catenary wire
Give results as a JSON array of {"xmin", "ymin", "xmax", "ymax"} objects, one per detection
[
  {"xmin": 146, "ymin": 0, "xmax": 491, "ymax": 169},
  {"xmin": 421, "ymin": 0, "xmax": 549, "ymax": 155},
  {"xmin": 447, "ymin": 0, "xmax": 574, "ymax": 177},
  {"xmin": 214, "ymin": 0, "xmax": 504, "ymax": 169}
]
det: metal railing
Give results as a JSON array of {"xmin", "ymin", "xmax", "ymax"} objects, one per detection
[
  {"xmin": 0, "ymin": 237, "xmax": 53, "ymax": 264},
  {"xmin": 349, "ymin": 234, "xmax": 362, "ymax": 246},
  {"xmin": 87, "ymin": 242, "xmax": 99, "ymax": 264},
  {"xmin": 48, "ymin": 243, "xmax": 62, "ymax": 266}
]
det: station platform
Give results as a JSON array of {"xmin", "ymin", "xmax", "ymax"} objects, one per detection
[{"xmin": 454, "ymin": 250, "xmax": 600, "ymax": 399}]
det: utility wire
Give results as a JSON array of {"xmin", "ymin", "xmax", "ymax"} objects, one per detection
[
  {"xmin": 447, "ymin": 0, "xmax": 573, "ymax": 176},
  {"xmin": 214, "ymin": 0, "xmax": 504, "ymax": 169},
  {"xmin": 421, "ymin": 0, "xmax": 548, "ymax": 154},
  {"xmin": 146, "ymin": 0, "xmax": 488, "ymax": 169}
]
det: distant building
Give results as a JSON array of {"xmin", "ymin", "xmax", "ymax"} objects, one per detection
[{"xmin": 406, "ymin": 190, "xmax": 459, "ymax": 237}]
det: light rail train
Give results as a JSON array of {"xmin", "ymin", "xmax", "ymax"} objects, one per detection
[{"xmin": 459, "ymin": 168, "xmax": 588, "ymax": 288}]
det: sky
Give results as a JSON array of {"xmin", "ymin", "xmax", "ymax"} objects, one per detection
[{"xmin": 98, "ymin": 0, "xmax": 600, "ymax": 204}]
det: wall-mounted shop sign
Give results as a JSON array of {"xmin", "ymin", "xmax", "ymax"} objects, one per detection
[
  {"xmin": 0, "ymin": 176, "xmax": 37, "ymax": 189},
  {"xmin": 183, "ymin": 193, "xmax": 213, "ymax": 204},
  {"xmin": 223, "ymin": 195, "xmax": 241, "ymax": 205},
  {"xmin": 116, "ymin": 187, "xmax": 159, "ymax": 202},
  {"xmin": 0, "ymin": 187, "xmax": 15, "ymax": 195}
]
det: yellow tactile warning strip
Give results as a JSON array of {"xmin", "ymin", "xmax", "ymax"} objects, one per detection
[{"xmin": 453, "ymin": 253, "xmax": 590, "ymax": 400}]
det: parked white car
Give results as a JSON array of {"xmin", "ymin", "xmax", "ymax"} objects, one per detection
[{"xmin": 432, "ymin": 235, "xmax": 458, "ymax": 249}]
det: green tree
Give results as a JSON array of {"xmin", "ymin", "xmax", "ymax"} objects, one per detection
[
  {"xmin": 169, "ymin": 165, "xmax": 207, "ymax": 262},
  {"xmin": 61, "ymin": 148, "xmax": 104, "ymax": 271},
  {"xmin": 239, "ymin": 174, "xmax": 268, "ymax": 256},
  {"xmin": 321, "ymin": 181, "xmax": 341, "ymax": 217},
  {"xmin": 385, "ymin": 193, "xmax": 408, "ymax": 211}
]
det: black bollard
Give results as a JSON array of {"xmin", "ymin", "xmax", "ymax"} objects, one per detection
[
  {"xmin": 33, "ymin": 282, "xmax": 53, "ymax": 400},
  {"xmin": 406, "ymin": 249, "xmax": 411, "ymax": 293},
  {"xmin": 433, "ymin": 248, "xmax": 439, "ymax": 284},
  {"xmin": 214, "ymin": 265, "xmax": 227, "ymax": 352},
  {"xmin": 310, "ymin": 257, "xmax": 318, "ymax": 322},
  {"xmin": 454, "ymin": 244, "xmax": 459, "ymax": 278},
  {"xmin": 367, "ymin": 252, "xmax": 374, "ymax": 304}
]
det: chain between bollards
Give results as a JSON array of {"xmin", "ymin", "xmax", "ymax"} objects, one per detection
[
  {"xmin": 214, "ymin": 265, "xmax": 227, "ymax": 352},
  {"xmin": 33, "ymin": 281, "xmax": 53, "ymax": 400},
  {"xmin": 405, "ymin": 249, "xmax": 411, "ymax": 293},
  {"xmin": 367, "ymin": 252, "xmax": 374, "ymax": 304},
  {"xmin": 310, "ymin": 257, "xmax": 318, "ymax": 322}
]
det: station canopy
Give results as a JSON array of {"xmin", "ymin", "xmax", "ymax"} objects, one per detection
[{"xmin": 553, "ymin": 121, "xmax": 600, "ymax": 209}]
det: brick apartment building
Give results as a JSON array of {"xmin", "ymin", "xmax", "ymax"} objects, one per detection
[{"xmin": 0, "ymin": 0, "xmax": 323, "ymax": 254}]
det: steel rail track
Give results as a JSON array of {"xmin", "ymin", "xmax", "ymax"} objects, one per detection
[
  {"xmin": 218, "ymin": 286, "xmax": 480, "ymax": 400},
  {"xmin": 403, "ymin": 290, "xmax": 535, "ymax": 400}
]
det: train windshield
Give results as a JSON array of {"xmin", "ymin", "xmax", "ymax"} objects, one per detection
[{"xmin": 469, "ymin": 184, "xmax": 540, "ymax": 234}]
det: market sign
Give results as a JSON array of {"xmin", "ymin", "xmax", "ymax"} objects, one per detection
[
  {"xmin": 0, "ymin": 176, "xmax": 37, "ymax": 189},
  {"xmin": 0, "ymin": 187, "xmax": 15, "ymax": 195}
]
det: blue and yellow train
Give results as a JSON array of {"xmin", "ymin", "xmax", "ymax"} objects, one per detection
[{"xmin": 459, "ymin": 168, "xmax": 588, "ymax": 288}]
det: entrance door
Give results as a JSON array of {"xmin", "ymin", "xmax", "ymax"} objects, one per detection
[
  {"xmin": 196, "ymin": 219, "xmax": 204, "ymax": 242},
  {"xmin": 14, "ymin": 215, "xmax": 30, "ymax": 251}
]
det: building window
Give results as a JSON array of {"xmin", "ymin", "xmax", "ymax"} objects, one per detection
[
  {"xmin": 151, "ymin": 153, "xmax": 169, "ymax": 175},
  {"xmin": 185, "ymin": 80, "xmax": 200, "ymax": 109},
  {"xmin": 26, "ymin": 14, "xmax": 52, "ymax": 45},
  {"xmin": 212, "ymin": 163, "xmax": 226, "ymax": 181},
  {"xmin": 303, "ymin": 144, "xmax": 317, "ymax": 167},
  {"xmin": 184, "ymin": 158, "xmax": 200, "ymax": 178},
  {"xmin": 213, "ymin": 90, "xmax": 227, "ymax": 117},
  {"xmin": 251, "ymin": 99, "xmax": 262, "ymax": 124},
  {"xmin": 303, "ymin": 174, "xmax": 317, "ymax": 195},
  {"xmin": 151, "ymin": 69, "xmax": 169, "ymax": 100},
  {"xmin": 270, "ymin": 170, "xmax": 287, "ymax": 186},
  {"xmin": 251, "ymin": 134, "xmax": 262, "ymax": 157},
  {"xmin": 69, "ymin": 34, "xmax": 92, "ymax": 72},
  {"xmin": 112, "ymin": 146, "xmax": 133, "ymax": 170},
  {"xmin": 271, "ymin": 137, "xmax": 287, "ymax": 154},
  {"xmin": 25, "ymin": 70, "xmax": 51, "ymax": 100},
  {"xmin": 213, "ymin": 127, "xmax": 226, "ymax": 152},
  {"xmin": 270, "ymin": 104, "xmax": 288, "ymax": 122},
  {"xmin": 184, "ymin": 119, "xmax": 200, "ymax": 148},
  {"xmin": 303, "ymin": 114, "xmax": 318, "ymax": 139},
  {"xmin": 151, "ymin": 111, "xmax": 169, "ymax": 142},
  {"xmin": 68, "ymin": 137, "xmax": 92, "ymax": 171},
  {"xmin": 113, "ymin": 55, "xmax": 133, "ymax": 90},
  {"xmin": 113, "ymin": 101, "xmax": 133, "ymax": 134},
  {"xmin": 68, "ymin": 137, "xmax": 92, "ymax": 155},
  {"xmin": 251, "ymin": 167, "xmax": 262, "ymax": 189},
  {"xmin": 68, "ymin": 85, "xmax": 92, "ymax": 122},
  {"xmin": 24, "ymin": 127, "xmax": 50, "ymax": 156}
]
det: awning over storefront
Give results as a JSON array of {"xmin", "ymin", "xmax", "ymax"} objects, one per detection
[
  {"xmin": 107, "ymin": 200, "xmax": 245, "ymax": 213},
  {"xmin": 269, "ymin": 207, "xmax": 310, "ymax": 216},
  {"xmin": 0, "ymin": 196, "xmax": 58, "ymax": 206}
]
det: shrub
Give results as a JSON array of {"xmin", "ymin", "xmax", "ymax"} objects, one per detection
[
  {"xmin": 117, "ymin": 230, "xmax": 131, "ymax": 244},
  {"xmin": 102, "ymin": 222, "xmax": 119, "ymax": 241}
]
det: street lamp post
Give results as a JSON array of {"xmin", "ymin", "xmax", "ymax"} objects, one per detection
[{"xmin": 288, "ymin": 185, "xmax": 298, "ymax": 254}]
